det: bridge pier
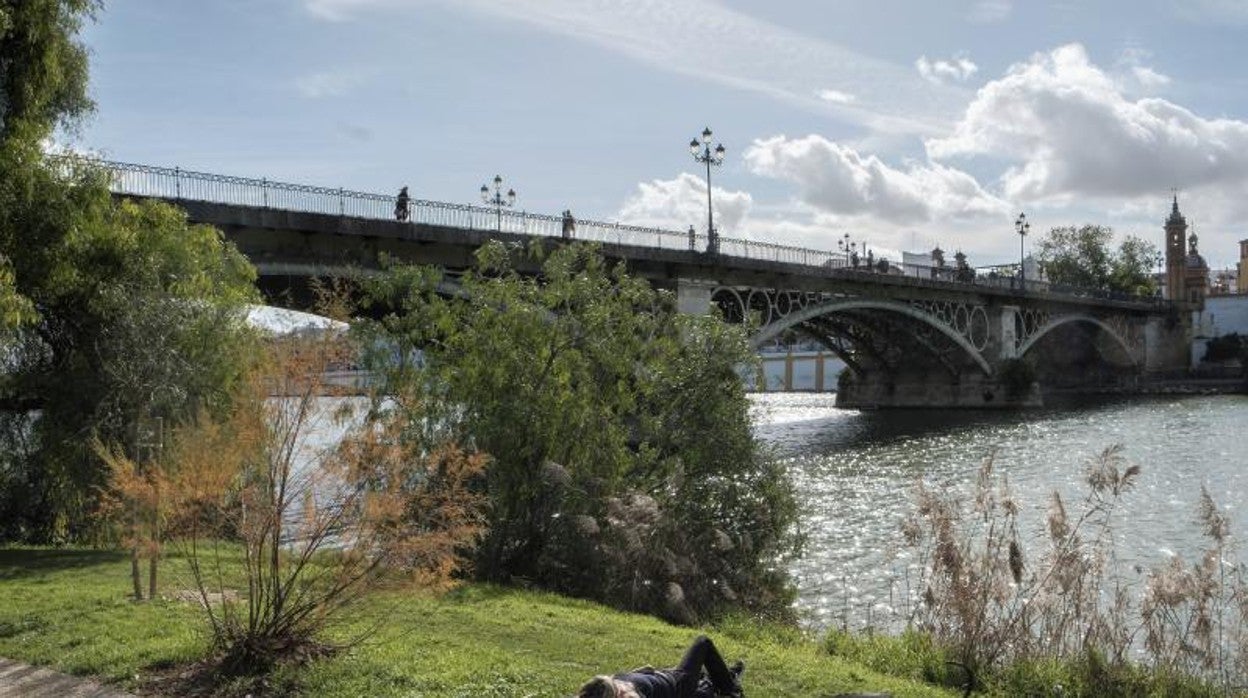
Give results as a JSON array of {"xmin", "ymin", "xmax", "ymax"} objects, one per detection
[
  {"xmin": 994, "ymin": 305, "xmax": 1020, "ymax": 361},
  {"xmin": 836, "ymin": 368, "xmax": 1042, "ymax": 410},
  {"xmin": 676, "ymin": 278, "xmax": 717, "ymax": 315},
  {"xmin": 1143, "ymin": 314, "xmax": 1189, "ymax": 374}
]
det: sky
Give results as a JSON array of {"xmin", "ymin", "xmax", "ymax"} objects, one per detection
[{"xmin": 74, "ymin": 0, "xmax": 1248, "ymax": 268}]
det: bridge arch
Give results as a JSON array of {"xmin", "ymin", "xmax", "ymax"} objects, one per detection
[
  {"xmin": 1016, "ymin": 314, "xmax": 1137, "ymax": 366},
  {"xmin": 749, "ymin": 298, "xmax": 993, "ymax": 376}
]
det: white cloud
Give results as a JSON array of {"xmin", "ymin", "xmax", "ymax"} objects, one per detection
[
  {"xmin": 295, "ymin": 70, "xmax": 366, "ymax": 98},
  {"xmin": 967, "ymin": 0, "xmax": 1011, "ymax": 23},
  {"xmin": 1131, "ymin": 65, "xmax": 1172, "ymax": 90},
  {"xmin": 743, "ymin": 134, "xmax": 1009, "ymax": 224},
  {"xmin": 303, "ymin": 0, "xmax": 966, "ymax": 135},
  {"xmin": 915, "ymin": 55, "xmax": 979, "ymax": 85},
  {"xmin": 817, "ymin": 89, "xmax": 856, "ymax": 105},
  {"xmin": 926, "ymin": 43, "xmax": 1248, "ymax": 202},
  {"xmin": 1115, "ymin": 47, "xmax": 1172, "ymax": 92},
  {"xmin": 618, "ymin": 173, "xmax": 753, "ymax": 235}
]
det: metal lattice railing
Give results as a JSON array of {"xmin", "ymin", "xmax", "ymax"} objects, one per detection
[{"xmin": 83, "ymin": 157, "xmax": 1167, "ymax": 306}]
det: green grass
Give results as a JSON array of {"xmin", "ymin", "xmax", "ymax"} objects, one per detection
[{"xmin": 0, "ymin": 547, "xmax": 956, "ymax": 697}]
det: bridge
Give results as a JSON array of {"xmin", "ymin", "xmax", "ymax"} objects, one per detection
[{"xmin": 98, "ymin": 159, "xmax": 1189, "ymax": 408}]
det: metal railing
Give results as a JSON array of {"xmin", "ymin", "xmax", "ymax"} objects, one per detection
[{"xmin": 88, "ymin": 158, "xmax": 1167, "ymax": 307}]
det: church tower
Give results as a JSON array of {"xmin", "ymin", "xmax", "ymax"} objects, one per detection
[
  {"xmin": 1164, "ymin": 195, "xmax": 1187, "ymax": 302},
  {"xmin": 1184, "ymin": 232, "xmax": 1209, "ymax": 309}
]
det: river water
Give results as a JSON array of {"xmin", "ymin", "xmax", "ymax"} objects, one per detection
[{"xmin": 749, "ymin": 392, "xmax": 1248, "ymax": 630}]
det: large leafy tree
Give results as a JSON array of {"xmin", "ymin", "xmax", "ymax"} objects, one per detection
[
  {"xmin": 1037, "ymin": 225, "xmax": 1159, "ymax": 296},
  {"xmin": 358, "ymin": 242, "xmax": 799, "ymax": 622},
  {"xmin": 0, "ymin": 0, "xmax": 261, "ymax": 540}
]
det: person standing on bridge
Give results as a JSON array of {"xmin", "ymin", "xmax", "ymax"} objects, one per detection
[
  {"xmin": 562, "ymin": 209, "xmax": 577, "ymax": 239},
  {"xmin": 395, "ymin": 186, "xmax": 411, "ymax": 222}
]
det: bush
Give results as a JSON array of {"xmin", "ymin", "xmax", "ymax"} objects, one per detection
[{"xmin": 357, "ymin": 242, "xmax": 799, "ymax": 624}]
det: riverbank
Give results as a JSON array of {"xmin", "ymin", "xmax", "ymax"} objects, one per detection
[{"xmin": 0, "ymin": 548, "xmax": 954, "ymax": 697}]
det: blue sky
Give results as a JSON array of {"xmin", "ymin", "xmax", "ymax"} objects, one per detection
[{"xmin": 76, "ymin": 0, "xmax": 1248, "ymax": 267}]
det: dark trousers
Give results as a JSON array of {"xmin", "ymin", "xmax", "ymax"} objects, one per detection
[{"xmin": 671, "ymin": 635, "xmax": 736, "ymax": 696}]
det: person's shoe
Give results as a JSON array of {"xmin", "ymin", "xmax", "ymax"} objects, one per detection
[{"xmin": 729, "ymin": 659, "xmax": 745, "ymax": 678}]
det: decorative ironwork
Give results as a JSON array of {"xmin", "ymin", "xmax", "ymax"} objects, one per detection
[
  {"xmin": 712, "ymin": 287, "xmax": 833, "ymax": 327},
  {"xmin": 1100, "ymin": 313, "xmax": 1143, "ymax": 354},
  {"xmin": 1014, "ymin": 308, "xmax": 1052, "ymax": 350},
  {"xmin": 909, "ymin": 300, "xmax": 991, "ymax": 352}
]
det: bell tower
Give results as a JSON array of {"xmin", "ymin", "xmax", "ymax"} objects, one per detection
[{"xmin": 1164, "ymin": 195, "xmax": 1187, "ymax": 301}]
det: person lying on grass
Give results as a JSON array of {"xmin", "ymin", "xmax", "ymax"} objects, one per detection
[{"xmin": 576, "ymin": 635, "xmax": 745, "ymax": 698}]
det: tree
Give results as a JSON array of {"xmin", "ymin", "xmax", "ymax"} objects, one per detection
[
  {"xmin": 0, "ymin": 0, "xmax": 96, "ymax": 143},
  {"xmin": 0, "ymin": 0, "xmax": 97, "ymax": 338},
  {"xmin": 0, "ymin": 1, "xmax": 262, "ymax": 541},
  {"xmin": 1036, "ymin": 225, "xmax": 1159, "ymax": 296},
  {"xmin": 357, "ymin": 242, "xmax": 799, "ymax": 622},
  {"xmin": 1110, "ymin": 235, "xmax": 1161, "ymax": 296}
]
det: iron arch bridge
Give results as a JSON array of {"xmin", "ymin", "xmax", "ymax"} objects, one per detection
[
  {"xmin": 708, "ymin": 283, "xmax": 1163, "ymax": 408},
  {"xmin": 87, "ymin": 158, "xmax": 1187, "ymax": 408}
]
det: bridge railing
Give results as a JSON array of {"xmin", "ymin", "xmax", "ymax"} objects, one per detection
[{"xmin": 92, "ymin": 158, "xmax": 1168, "ymax": 307}]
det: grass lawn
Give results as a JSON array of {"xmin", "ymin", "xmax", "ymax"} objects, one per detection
[{"xmin": 0, "ymin": 548, "xmax": 957, "ymax": 697}]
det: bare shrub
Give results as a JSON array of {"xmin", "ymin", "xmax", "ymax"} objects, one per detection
[{"xmin": 161, "ymin": 334, "xmax": 489, "ymax": 675}]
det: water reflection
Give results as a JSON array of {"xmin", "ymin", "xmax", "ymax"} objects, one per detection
[{"xmin": 751, "ymin": 392, "xmax": 1248, "ymax": 630}]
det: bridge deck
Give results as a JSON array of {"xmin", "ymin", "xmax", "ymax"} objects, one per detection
[{"xmin": 89, "ymin": 157, "xmax": 1171, "ymax": 313}]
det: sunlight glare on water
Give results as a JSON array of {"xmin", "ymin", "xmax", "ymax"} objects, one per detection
[{"xmin": 750, "ymin": 392, "xmax": 1248, "ymax": 630}]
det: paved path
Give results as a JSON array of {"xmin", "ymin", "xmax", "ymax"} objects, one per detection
[{"xmin": 0, "ymin": 658, "xmax": 133, "ymax": 697}]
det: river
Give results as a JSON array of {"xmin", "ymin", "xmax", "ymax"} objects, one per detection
[{"xmin": 750, "ymin": 392, "xmax": 1248, "ymax": 630}]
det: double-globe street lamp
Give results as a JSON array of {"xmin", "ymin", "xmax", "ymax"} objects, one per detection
[
  {"xmin": 1015, "ymin": 212, "xmax": 1030, "ymax": 290},
  {"xmin": 480, "ymin": 174, "xmax": 516, "ymax": 232},
  {"xmin": 689, "ymin": 127, "xmax": 726, "ymax": 254},
  {"xmin": 838, "ymin": 233, "xmax": 862, "ymax": 267}
]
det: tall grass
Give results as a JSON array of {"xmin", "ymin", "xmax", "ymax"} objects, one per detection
[{"xmin": 896, "ymin": 446, "xmax": 1248, "ymax": 694}]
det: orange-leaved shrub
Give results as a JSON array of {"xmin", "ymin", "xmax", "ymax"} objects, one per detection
[{"xmin": 105, "ymin": 331, "xmax": 489, "ymax": 675}]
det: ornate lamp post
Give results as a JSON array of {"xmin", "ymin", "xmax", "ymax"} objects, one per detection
[
  {"xmin": 838, "ymin": 233, "xmax": 860, "ymax": 267},
  {"xmin": 1015, "ymin": 212, "xmax": 1030, "ymax": 290},
  {"xmin": 689, "ymin": 127, "xmax": 726, "ymax": 254},
  {"xmin": 480, "ymin": 174, "xmax": 516, "ymax": 232}
]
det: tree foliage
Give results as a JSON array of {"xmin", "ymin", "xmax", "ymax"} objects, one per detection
[
  {"xmin": 0, "ymin": 181, "xmax": 260, "ymax": 540},
  {"xmin": 357, "ymin": 242, "xmax": 799, "ymax": 623},
  {"xmin": 1037, "ymin": 225, "xmax": 1159, "ymax": 296},
  {"xmin": 0, "ymin": 0, "xmax": 96, "ymax": 143},
  {"xmin": 0, "ymin": 1, "xmax": 262, "ymax": 541}
]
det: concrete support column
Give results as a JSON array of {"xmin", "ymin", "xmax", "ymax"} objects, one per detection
[
  {"xmin": 996, "ymin": 305, "xmax": 1020, "ymax": 361},
  {"xmin": 784, "ymin": 352, "xmax": 794, "ymax": 391},
  {"xmin": 1144, "ymin": 314, "xmax": 1190, "ymax": 373},
  {"xmin": 815, "ymin": 353, "xmax": 826, "ymax": 391},
  {"xmin": 676, "ymin": 278, "xmax": 717, "ymax": 315}
]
